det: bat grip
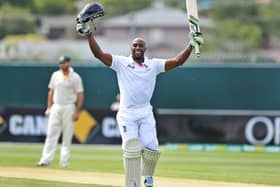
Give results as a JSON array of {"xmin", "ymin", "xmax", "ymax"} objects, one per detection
[{"xmin": 195, "ymin": 43, "xmax": 200, "ymax": 58}]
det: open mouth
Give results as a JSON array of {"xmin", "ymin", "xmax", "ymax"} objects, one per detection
[{"xmin": 135, "ymin": 51, "xmax": 141, "ymax": 55}]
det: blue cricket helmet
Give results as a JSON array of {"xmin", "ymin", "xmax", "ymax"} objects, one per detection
[{"xmin": 76, "ymin": 2, "xmax": 104, "ymax": 23}]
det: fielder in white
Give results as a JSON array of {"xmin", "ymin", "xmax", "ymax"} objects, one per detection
[
  {"xmin": 77, "ymin": 22, "xmax": 203, "ymax": 187},
  {"xmin": 37, "ymin": 55, "xmax": 84, "ymax": 168}
]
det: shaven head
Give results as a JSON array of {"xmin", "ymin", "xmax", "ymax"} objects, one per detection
[
  {"xmin": 131, "ymin": 37, "xmax": 147, "ymax": 63},
  {"xmin": 132, "ymin": 37, "xmax": 146, "ymax": 45}
]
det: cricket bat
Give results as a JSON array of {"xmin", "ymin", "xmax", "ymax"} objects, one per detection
[{"xmin": 186, "ymin": 0, "xmax": 201, "ymax": 57}]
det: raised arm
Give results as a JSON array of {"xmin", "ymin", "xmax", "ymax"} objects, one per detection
[
  {"xmin": 75, "ymin": 2, "xmax": 111, "ymax": 66},
  {"xmin": 77, "ymin": 21, "xmax": 112, "ymax": 67},
  {"xmin": 165, "ymin": 46, "xmax": 193, "ymax": 71},
  {"xmin": 164, "ymin": 32, "xmax": 204, "ymax": 72},
  {"xmin": 87, "ymin": 34, "xmax": 112, "ymax": 67}
]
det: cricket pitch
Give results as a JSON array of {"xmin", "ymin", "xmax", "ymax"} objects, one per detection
[{"xmin": 0, "ymin": 167, "xmax": 276, "ymax": 187}]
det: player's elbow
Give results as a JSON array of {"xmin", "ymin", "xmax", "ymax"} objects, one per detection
[
  {"xmin": 93, "ymin": 52, "xmax": 103, "ymax": 61},
  {"xmin": 94, "ymin": 53, "xmax": 112, "ymax": 67},
  {"xmin": 175, "ymin": 57, "xmax": 185, "ymax": 66},
  {"xmin": 93, "ymin": 53, "xmax": 101, "ymax": 60}
]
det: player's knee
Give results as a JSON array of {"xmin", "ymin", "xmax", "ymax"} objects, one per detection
[
  {"xmin": 141, "ymin": 148, "xmax": 160, "ymax": 176},
  {"xmin": 142, "ymin": 148, "xmax": 160, "ymax": 161},
  {"xmin": 123, "ymin": 138, "xmax": 142, "ymax": 158},
  {"xmin": 142, "ymin": 140, "xmax": 158, "ymax": 151}
]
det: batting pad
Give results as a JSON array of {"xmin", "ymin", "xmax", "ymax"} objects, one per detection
[
  {"xmin": 123, "ymin": 138, "xmax": 141, "ymax": 187},
  {"xmin": 141, "ymin": 148, "xmax": 160, "ymax": 176}
]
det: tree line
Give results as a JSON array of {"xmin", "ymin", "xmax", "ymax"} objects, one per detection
[{"xmin": 0, "ymin": 0, "xmax": 279, "ymax": 52}]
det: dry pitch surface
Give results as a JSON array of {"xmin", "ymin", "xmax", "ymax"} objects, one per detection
[{"xmin": 0, "ymin": 167, "xmax": 277, "ymax": 187}]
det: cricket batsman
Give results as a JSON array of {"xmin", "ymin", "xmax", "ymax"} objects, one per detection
[{"xmin": 76, "ymin": 2, "xmax": 203, "ymax": 187}]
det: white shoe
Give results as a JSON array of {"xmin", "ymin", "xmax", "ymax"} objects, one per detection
[
  {"xmin": 61, "ymin": 162, "xmax": 68, "ymax": 168},
  {"xmin": 36, "ymin": 161, "xmax": 48, "ymax": 167}
]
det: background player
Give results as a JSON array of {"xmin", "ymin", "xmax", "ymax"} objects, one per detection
[
  {"xmin": 76, "ymin": 17, "xmax": 203, "ymax": 187},
  {"xmin": 37, "ymin": 55, "xmax": 84, "ymax": 168}
]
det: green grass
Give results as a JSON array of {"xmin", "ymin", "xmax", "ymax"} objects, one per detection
[
  {"xmin": 0, "ymin": 143, "xmax": 280, "ymax": 186},
  {"xmin": 0, "ymin": 177, "xmax": 115, "ymax": 187}
]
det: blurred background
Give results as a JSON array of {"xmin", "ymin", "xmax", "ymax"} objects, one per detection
[
  {"xmin": 0, "ymin": 0, "xmax": 280, "ymax": 150},
  {"xmin": 0, "ymin": 0, "xmax": 279, "ymax": 62}
]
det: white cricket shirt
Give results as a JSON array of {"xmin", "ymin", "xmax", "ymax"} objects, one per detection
[
  {"xmin": 49, "ymin": 70, "xmax": 84, "ymax": 105},
  {"xmin": 111, "ymin": 55, "xmax": 165, "ymax": 110}
]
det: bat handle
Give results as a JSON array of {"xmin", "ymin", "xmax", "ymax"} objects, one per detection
[{"xmin": 195, "ymin": 43, "xmax": 200, "ymax": 58}]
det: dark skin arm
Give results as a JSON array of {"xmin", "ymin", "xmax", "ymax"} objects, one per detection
[
  {"xmin": 88, "ymin": 32, "xmax": 192, "ymax": 70},
  {"xmin": 88, "ymin": 34, "xmax": 112, "ymax": 67},
  {"xmin": 164, "ymin": 46, "xmax": 193, "ymax": 72}
]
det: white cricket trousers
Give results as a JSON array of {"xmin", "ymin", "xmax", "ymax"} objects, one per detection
[
  {"xmin": 40, "ymin": 104, "xmax": 75, "ymax": 166},
  {"xmin": 116, "ymin": 107, "xmax": 159, "ymax": 151}
]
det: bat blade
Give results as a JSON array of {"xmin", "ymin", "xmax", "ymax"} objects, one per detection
[{"xmin": 186, "ymin": 0, "xmax": 200, "ymax": 57}]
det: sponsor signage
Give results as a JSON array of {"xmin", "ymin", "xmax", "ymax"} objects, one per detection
[
  {"xmin": 245, "ymin": 116, "xmax": 280, "ymax": 145},
  {"xmin": 0, "ymin": 107, "xmax": 121, "ymax": 144},
  {"xmin": 156, "ymin": 114, "xmax": 280, "ymax": 145},
  {"xmin": 0, "ymin": 107, "xmax": 279, "ymax": 145}
]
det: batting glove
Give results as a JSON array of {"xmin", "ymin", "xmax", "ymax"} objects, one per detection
[
  {"xmin": 76, "ymin": 20, "xmax": 96, "ymax": 37},
  {"xmin": 189, "ymin": 32, "xmax": 204, "ymax": 49}
]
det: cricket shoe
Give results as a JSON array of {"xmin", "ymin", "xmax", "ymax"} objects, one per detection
[
  {"xmin": 36, "ymin": 161, "xmax": 48, "ymax": 167},
  {"xmin": 144, "ymin": 177, "xmax": 153, "ymax": 187},
  {"xmin": 61, "ymin": 163, "xmax": 68, "ymax": 168}
]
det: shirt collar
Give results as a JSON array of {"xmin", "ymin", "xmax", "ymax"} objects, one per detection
[{"xmin": 128, "ymin": 55, "xmax": 148, "ymax": 64}]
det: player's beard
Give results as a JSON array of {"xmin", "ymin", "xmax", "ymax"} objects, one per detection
[
  {"xmin": 60, "ymin": 63, "xmax": 70, "ymax": 73},
  {"xmin": 132, "ymin": 51, "xmax": 144, "ymax": 62},
  {"xmin": 62, "ymin": 67, "xmax": 68, "ymax": 73}
]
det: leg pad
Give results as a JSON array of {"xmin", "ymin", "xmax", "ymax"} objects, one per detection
[
  {"xmin": 123, "ymin": 138, "xmax": 141, "ymax": 187},
  {"xmin": 141, "ymin": 148, "xmax": 160, "ymax": 176}
]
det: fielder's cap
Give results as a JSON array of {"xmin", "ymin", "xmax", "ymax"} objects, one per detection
[{"xmin": 58, "ymin": 55, "xmax": 71, "ymax": 64}]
